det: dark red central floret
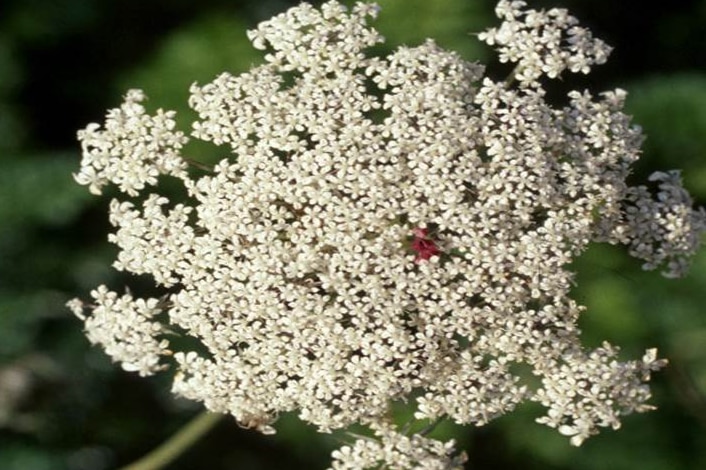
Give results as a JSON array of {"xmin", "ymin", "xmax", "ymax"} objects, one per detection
[{"xmin": 411, "ymin": 227, "xmax": 440, "ymax": 263}]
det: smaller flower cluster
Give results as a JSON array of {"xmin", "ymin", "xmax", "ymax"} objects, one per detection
[
  {"xmin": 67, "ymin": 286, "xmax": 169, "ymax": 377},
  {"xmin": 246, "ymin": 1, "xmax": 383, "ymax": 72},
  {"xmin": 478, "ymin": 0, "xmax": 612, "ymax": 83},
  {"xmin": 534, "ymin": 344, "xmax": 666, "ymax": 446},
  {"xmin": 617, "ymin": 171, "xmax": 706, "ymax": 278},
  {"xmin": 329, "ymin": 422, "xmax": 467, "ymax": 470},
  {"xmin": 74, "ymin": 89, "xmax": 188, "ymax": 196},
  {"xmin": 108, "ymin": 195, "xmax": 195, "ymax": 287}
]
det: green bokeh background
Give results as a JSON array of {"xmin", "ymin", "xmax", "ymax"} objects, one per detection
[{"xmin": 0, "ymin": 0, "xmax": 704, "ymax": 469}]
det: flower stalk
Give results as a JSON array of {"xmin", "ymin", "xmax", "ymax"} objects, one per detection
[{"xmin": 119, "ymin": 411, "xmax": 222, "ymax": 470}]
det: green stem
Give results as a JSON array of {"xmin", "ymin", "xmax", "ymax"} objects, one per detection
[
  {"xmin": 185, "ymin": 158, "xmax": 214, "ymax": 173},
  {"xmin": 504, "ymin": 64, "xmax": 521, "ymax": 88},
  {"xmin": 118, "ymin": 411, "xmax": 223, "ymax": 470}
]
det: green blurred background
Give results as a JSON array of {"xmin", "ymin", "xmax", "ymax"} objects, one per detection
[{"xmin": 0, "ymin": 0, "xmax": 705, "ymax": 468}]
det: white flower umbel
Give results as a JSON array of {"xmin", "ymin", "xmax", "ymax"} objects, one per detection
[
  {"xmin": 478, "ymin": 0, "xmax": 612, "ymax": 83},
  {"xmin": 68, "ymin": 286, "xmax": 169, "ymax": 377},
  {"xmin": 69, "ymin": 1, "xmax": 706, "ymax": 467},
  {"xmin": 329, "ymin": 421, "xmax": 467, "ymax": 470},
  {"xmin": 74, "ymin": 89, "xmax": 189, "ymax": 196}
]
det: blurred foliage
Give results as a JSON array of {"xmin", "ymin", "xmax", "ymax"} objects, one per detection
[
  {"xmin": 372, "ymin": 0, "xmax": 490, "ymax": 60},
  {"xmin": 625, "ymin": 74, "xmax": 706, "ymax": 199},
  {"xmin": 0, "ymin": 0, "xmax": 704, "ymax": 469}
]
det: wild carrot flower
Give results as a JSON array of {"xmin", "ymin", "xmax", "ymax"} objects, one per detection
[{"xmin": 68, "ymin": 1, "xmax": 706, "ymax": 467}]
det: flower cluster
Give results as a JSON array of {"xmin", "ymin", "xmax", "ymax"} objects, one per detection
[
  {"xmin": 611, "ymin": 170, "xmax": 706, "ymax": 278},
  {"xmin": 330, "ymin": 422, "xmax": 467, "ymax": 470},
  {"xmin": 67, "ymin": 286, "xmax": 169, "ymax": 377},
  {"xmin": 478, "ymin": 0, "xmax": 611, "ymax": 82},
  {"xmin": 69, "ymin": 0, "xmax": 705, "ymax": 467},
  {"xmin": 74, "ymin": 89, "xmax": 188, "ymax": 196}
]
